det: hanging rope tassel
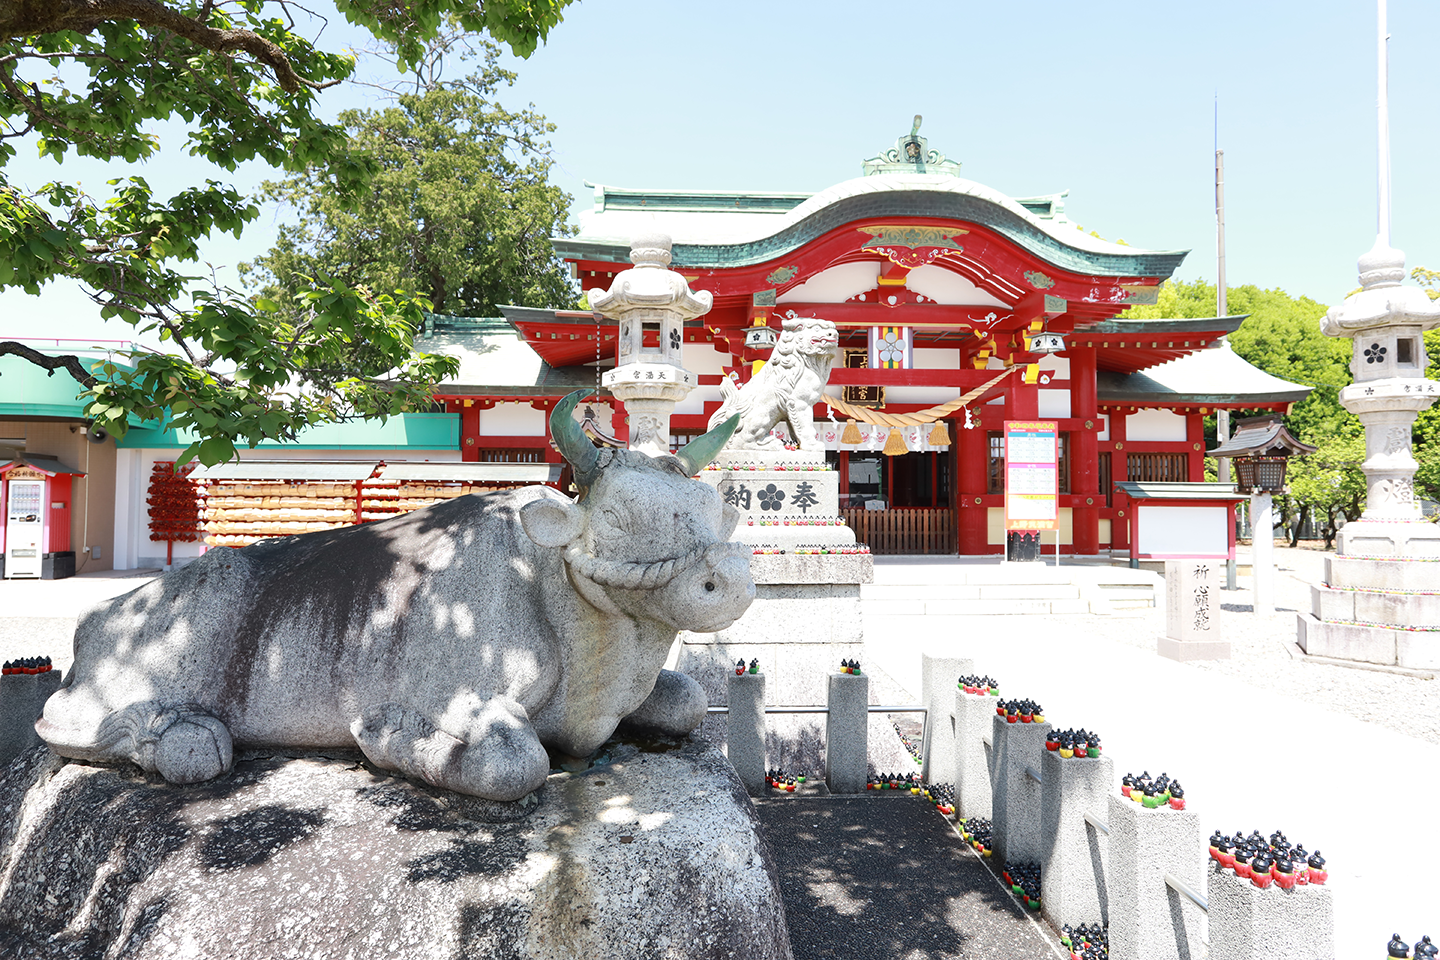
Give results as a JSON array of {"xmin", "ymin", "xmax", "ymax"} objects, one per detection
[
  {"xmin": 928, "ymin": 420, "xmax": 951, "ymax": 446},
  {"xmin": 841, "ymin": 420, "xmax": 864, "ymax": 445},
  {"xmin": 882, "ymin": 427, "xmax": 909, "ymax": 456}
]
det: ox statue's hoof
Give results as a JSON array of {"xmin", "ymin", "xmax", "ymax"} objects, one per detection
[
  {"xmin": 620, "ymin": 669, "xmax": 707, "ymax": 737},
  {"xmin": 154, "ymin": 711, "xmax": 233, "ymax": 784}
]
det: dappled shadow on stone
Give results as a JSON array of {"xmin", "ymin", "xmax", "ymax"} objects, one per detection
[
  {"xmin": 406, "ymin": 833, "xmax": 529, "ymax": 885},
  {"xmin": 198, "ymin": 804, "xmax": 326, "ymax": 870},
  {"xmin": 0, "ymin": 747, "xmax": 253, "ymax": 957},
  {"xmin": 353, "ymin": 772, "xmax": 537, "ymax": 829},
  {"xmin": 755, "ymin": 796, "xmax": 1052, "ymax": 960}
]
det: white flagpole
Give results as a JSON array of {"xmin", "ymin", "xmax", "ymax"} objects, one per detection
[{"xmin": 1378, "ymin": 0, "xmax": 1391, "ymax": 247}]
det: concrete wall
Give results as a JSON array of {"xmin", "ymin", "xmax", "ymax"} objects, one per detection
[{"xmin": 20, "ymin": 421, "xmax": 116, "ymax": 573}]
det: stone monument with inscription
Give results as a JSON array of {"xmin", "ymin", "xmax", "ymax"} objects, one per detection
[{"xmin": 1158, "ymin": 559, "xmax": 1230, "ymax": 661}]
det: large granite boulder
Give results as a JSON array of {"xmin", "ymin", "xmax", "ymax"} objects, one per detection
[{"xmin": 0, "ymin": 738, "xmax": 791, "ymax": 959}]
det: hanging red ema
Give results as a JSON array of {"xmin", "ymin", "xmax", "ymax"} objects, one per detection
[{"xmin": 868, "ymin": 326, "xmax": 912, "ymax": 369}]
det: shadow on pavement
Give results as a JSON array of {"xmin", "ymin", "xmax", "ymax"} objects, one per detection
[{"xmin": 754, "ymin": 796, "xmax": 1057, "ymax": 960}]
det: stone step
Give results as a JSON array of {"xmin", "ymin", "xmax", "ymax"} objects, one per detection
[
  {"xmin": 1296, "ymin": 612, "xmax": 1440, "ymax": 669},
  {"xmin": 864, "ymin": 583, "xmax": 1082, "ymax": 602},
  {"xmin": 1311, "ymin": 582, "xmax": 1440, "ymax": 627},
  {"xmin": 865, "ymin": 597, "xmax": 1095, "ymax": 617}
]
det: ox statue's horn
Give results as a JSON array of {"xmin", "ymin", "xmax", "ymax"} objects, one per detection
[
  {"xmin": 675, "ymin": 414, "xmax": 739, "ymax": 476},
  {"xmin": 550, "ymin": 391, "xmax": 600, "ymax": 484}
]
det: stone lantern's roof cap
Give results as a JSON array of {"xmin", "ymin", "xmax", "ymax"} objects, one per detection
[
  {"xmin": 587, "ymin": 234, "xmax": 713, "ymax": 320},
  {"xmin": 1319, "ymin": 238, "xmax": 1440, "ymax": 337},
  {"xmin": 1207, "ymin": 415, "xmax": 1317, "ymax": 458}
]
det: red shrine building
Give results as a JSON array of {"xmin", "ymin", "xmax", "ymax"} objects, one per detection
[
  {"xmin": 22, "ymin": 124, "xmax": 1312, "ymax": 574},
  {"xmin": 432, "ymin": 124, "xmax": 1308, "ymax": 557}
]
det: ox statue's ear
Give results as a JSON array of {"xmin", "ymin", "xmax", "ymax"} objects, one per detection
[
  {"xmin": 520, "ymin": 498, "xmax": 586, "ymax": 548},
  {"xmin": 720, "ymin": 502, "xmax": 741, "ymax": 541}
]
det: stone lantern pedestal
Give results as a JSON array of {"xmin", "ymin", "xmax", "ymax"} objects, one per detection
[{"xmin": 1298, "ymin": 242, "xmax": 1440, "ymax": 670}]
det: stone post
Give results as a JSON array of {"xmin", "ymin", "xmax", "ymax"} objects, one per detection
[
  {"xmin": 953, "ymin": 687, "xmax": 996, "ymax": 818},
  {"xmin": 1040, "ymin": 750, "xmax": 1114, "ymax": 929},
  {"xmin": 1207, "ymin": 868, "xmax": 1335, "ymax": 960},
  {"xmin": 989, "ymin": 713, "xmax": 1050, "ymax": 866},
  {"xmin": 1159, "ymin": 560, "xmax": 1230, "ymax": 661},
  {"xmin": 1106, "ymin": 794, "xmax": 1205, "ymax": 960},
  {"xmin": 1251, "ymin": 492, "xmax": 1273, "ymax": 616},
  {"xmin": 0, "ymin": 669, "xmax": 62, "ymax": 767},
  {"xmin": 591, "ymin": 234, "xmax": 709, "ymax": 458},
  {"xmin": 825, "ymin": 672, "xmax": 868, "ymax": 794},
  {"xmin": 726, "ymin": 671, "xmax": 766, "ymax": 796},
  {"xmin": 920, "ymin": 654, "xmax": 970, "ymax": 786}
]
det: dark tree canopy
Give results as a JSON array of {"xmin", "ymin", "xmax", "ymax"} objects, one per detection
[
  {"xmin": 242, "ymin": 38, "xmax": 576, "ymax": 324},
  {"xmin": 0, "ymin": 0, "xmax": 572, "ymax": 465}
]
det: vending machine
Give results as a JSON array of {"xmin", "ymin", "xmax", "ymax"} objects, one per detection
[
  {"xmin": 1, "ymin": 455, "xmax": 84, "ymax": 580},
  {"xmin": 4, "ymin": 474, "xmax": 44, "ymax": 578}
]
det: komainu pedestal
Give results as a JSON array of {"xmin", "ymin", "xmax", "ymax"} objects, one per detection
[{"xmin": 681, "ymin": 450, "xmax": 894, "ymax": 773}]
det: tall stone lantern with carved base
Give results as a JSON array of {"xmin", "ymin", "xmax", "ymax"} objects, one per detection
[
  {"xmin": 1323, "ymin": 242, "xmax": 1440, "ymax": 539},
  {"xmin": 592, "ymin": 234, "xmax": 708, "ymax": 458},
  {"xmin": 1299, "ymin": 241, "xmax": 1440, "ymax": 671}
]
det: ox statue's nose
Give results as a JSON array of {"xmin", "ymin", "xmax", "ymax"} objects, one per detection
[{"xmin": 675, "ymin": 549, "xmax": 755, "ymax": 634}]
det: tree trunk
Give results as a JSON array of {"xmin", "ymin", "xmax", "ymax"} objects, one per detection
[{"xmin": 1290, "ymin": 503, "xmax": 1309, "ymax": 548}]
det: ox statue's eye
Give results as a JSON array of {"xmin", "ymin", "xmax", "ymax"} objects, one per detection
[{"xmin": 704, "ymin": 581, "xmax": 715, "ymax": 592}]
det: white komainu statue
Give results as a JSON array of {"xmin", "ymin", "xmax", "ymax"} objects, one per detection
[{"xmin": 707, "ymin": 317, "xmax": 839, "ymax": 452}]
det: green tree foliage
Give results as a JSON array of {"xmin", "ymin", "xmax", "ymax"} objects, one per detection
[
  {"xmin": 1121, "ymin": 279, "xmax": 1351, "ymax": 439},
  {"xmin": 0, "ymin": 0, "xmax": 571, "ymax": 464},
  {"xmin": 1283, "ymin": 426, "xmax": 1367, "ymax": 549},
  {"xmin": 1413, "ymin": 267, "xmax": 1440, "ymax": 301},
  {"xmin": 242, "ymin": 38, "xmax": 575, "ymax": 323}
]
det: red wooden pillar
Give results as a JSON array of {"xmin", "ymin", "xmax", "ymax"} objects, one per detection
[
  {"xmin": 1110, "ymin": 412, "xmax": 1129, "ymax": 554},
  {"xmin": 1187, "ymin": 411, "xmax": 1206, "ymax": 480},
  {"xmin": 1071, "ymin": 348, "xmax": 1100, "ymax": 555},
  {"xmin": 612, "ymin": 405, "xmax": 629, "ymax": 445},
  {"xmin": 957, "ymin": 418, "xmax": 987, "ymax": 555},
  {"xmin": 1010, "ymin": 375, "xmax": 1040, "ymax": 420},
  {"xmin": 839, "ymin": 450, "xmax": 850, "ymax": 506},
  {"xmin": 459, "ymin": 402, "xmax": 481, "ymax": 462}
]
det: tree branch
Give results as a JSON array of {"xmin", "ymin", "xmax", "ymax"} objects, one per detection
[
  {"xmin": 2, "ymin": 0, "xmax": 341, "ymax": 93},
  {"xmin": 0, "ymin": 342, "xmax": 100, "ymax": 389}
]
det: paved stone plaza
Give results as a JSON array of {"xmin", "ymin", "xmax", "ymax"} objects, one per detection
[{"xmin": 861, "ymin": 546, "xmax": 1440, "ymax": 960}]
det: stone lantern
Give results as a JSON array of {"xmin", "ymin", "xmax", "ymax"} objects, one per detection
[
  {"xmin": 1208, "ymin": 415, "xmax": 1316, "ymax": 494},
  {"xmin": 592, "ymin": 234, "xmax": 709, "ymax": 458},
  {"xmin": 1320, "ymin": 241, "xmax": 1440, "ymax": 546},
  {"xmin": 1209, "ymin": 415, "xmax": 1316, "ymax": 616}
]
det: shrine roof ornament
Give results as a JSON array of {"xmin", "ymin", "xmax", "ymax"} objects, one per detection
[{"xmin": 861, "ymin": 115, "xmax": 964, "ymax": 177}]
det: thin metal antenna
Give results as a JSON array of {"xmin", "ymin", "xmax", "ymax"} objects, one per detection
[
  {"xmin": 1215, "ymin": 96, "xmax": 1231, "ymax": 491},
  {"xmin": 1377, "ymin": 0, "xmax": 1391, "ymax": 246}
]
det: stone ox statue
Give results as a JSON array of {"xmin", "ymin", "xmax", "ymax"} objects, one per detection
[{"xmin": 37, "ymin": 393, "xmax": 754, "ymax": 801}]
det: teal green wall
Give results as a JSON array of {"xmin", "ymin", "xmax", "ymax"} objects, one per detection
[
  {"xmin": 0, "ymin": 354, "xmax": 100, "ymax": 419},
  {"xmin": 118, "ymin": 413, "xmax": 458, "ymax": 450}
]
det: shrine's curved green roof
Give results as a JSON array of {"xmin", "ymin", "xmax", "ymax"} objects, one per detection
[{"xmin": 557, "ymin": 175, "xmax": 1189, "ymax": 280}]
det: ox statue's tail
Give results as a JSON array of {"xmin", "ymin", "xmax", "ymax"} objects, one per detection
[{"xmin": 706, "ymin": 375, "xmax": 740, "ymax": 433}]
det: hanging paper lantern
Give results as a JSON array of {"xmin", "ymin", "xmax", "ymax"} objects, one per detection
[
  {"xmin": 841, "ymin": 420, "xmax": 863, "ymax": 445},
  {"xmin": 929, "ymin": 420, "xmax": 951, "ymax": 446},
  {"xmin": 882, "ymin": 427, "xmax": 909, "ymax": 456}
]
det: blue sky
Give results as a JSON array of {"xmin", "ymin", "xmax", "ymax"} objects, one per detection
[{"xmin": 4, "ymin": 0, "xmax": 1437, "ymax": 344}]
